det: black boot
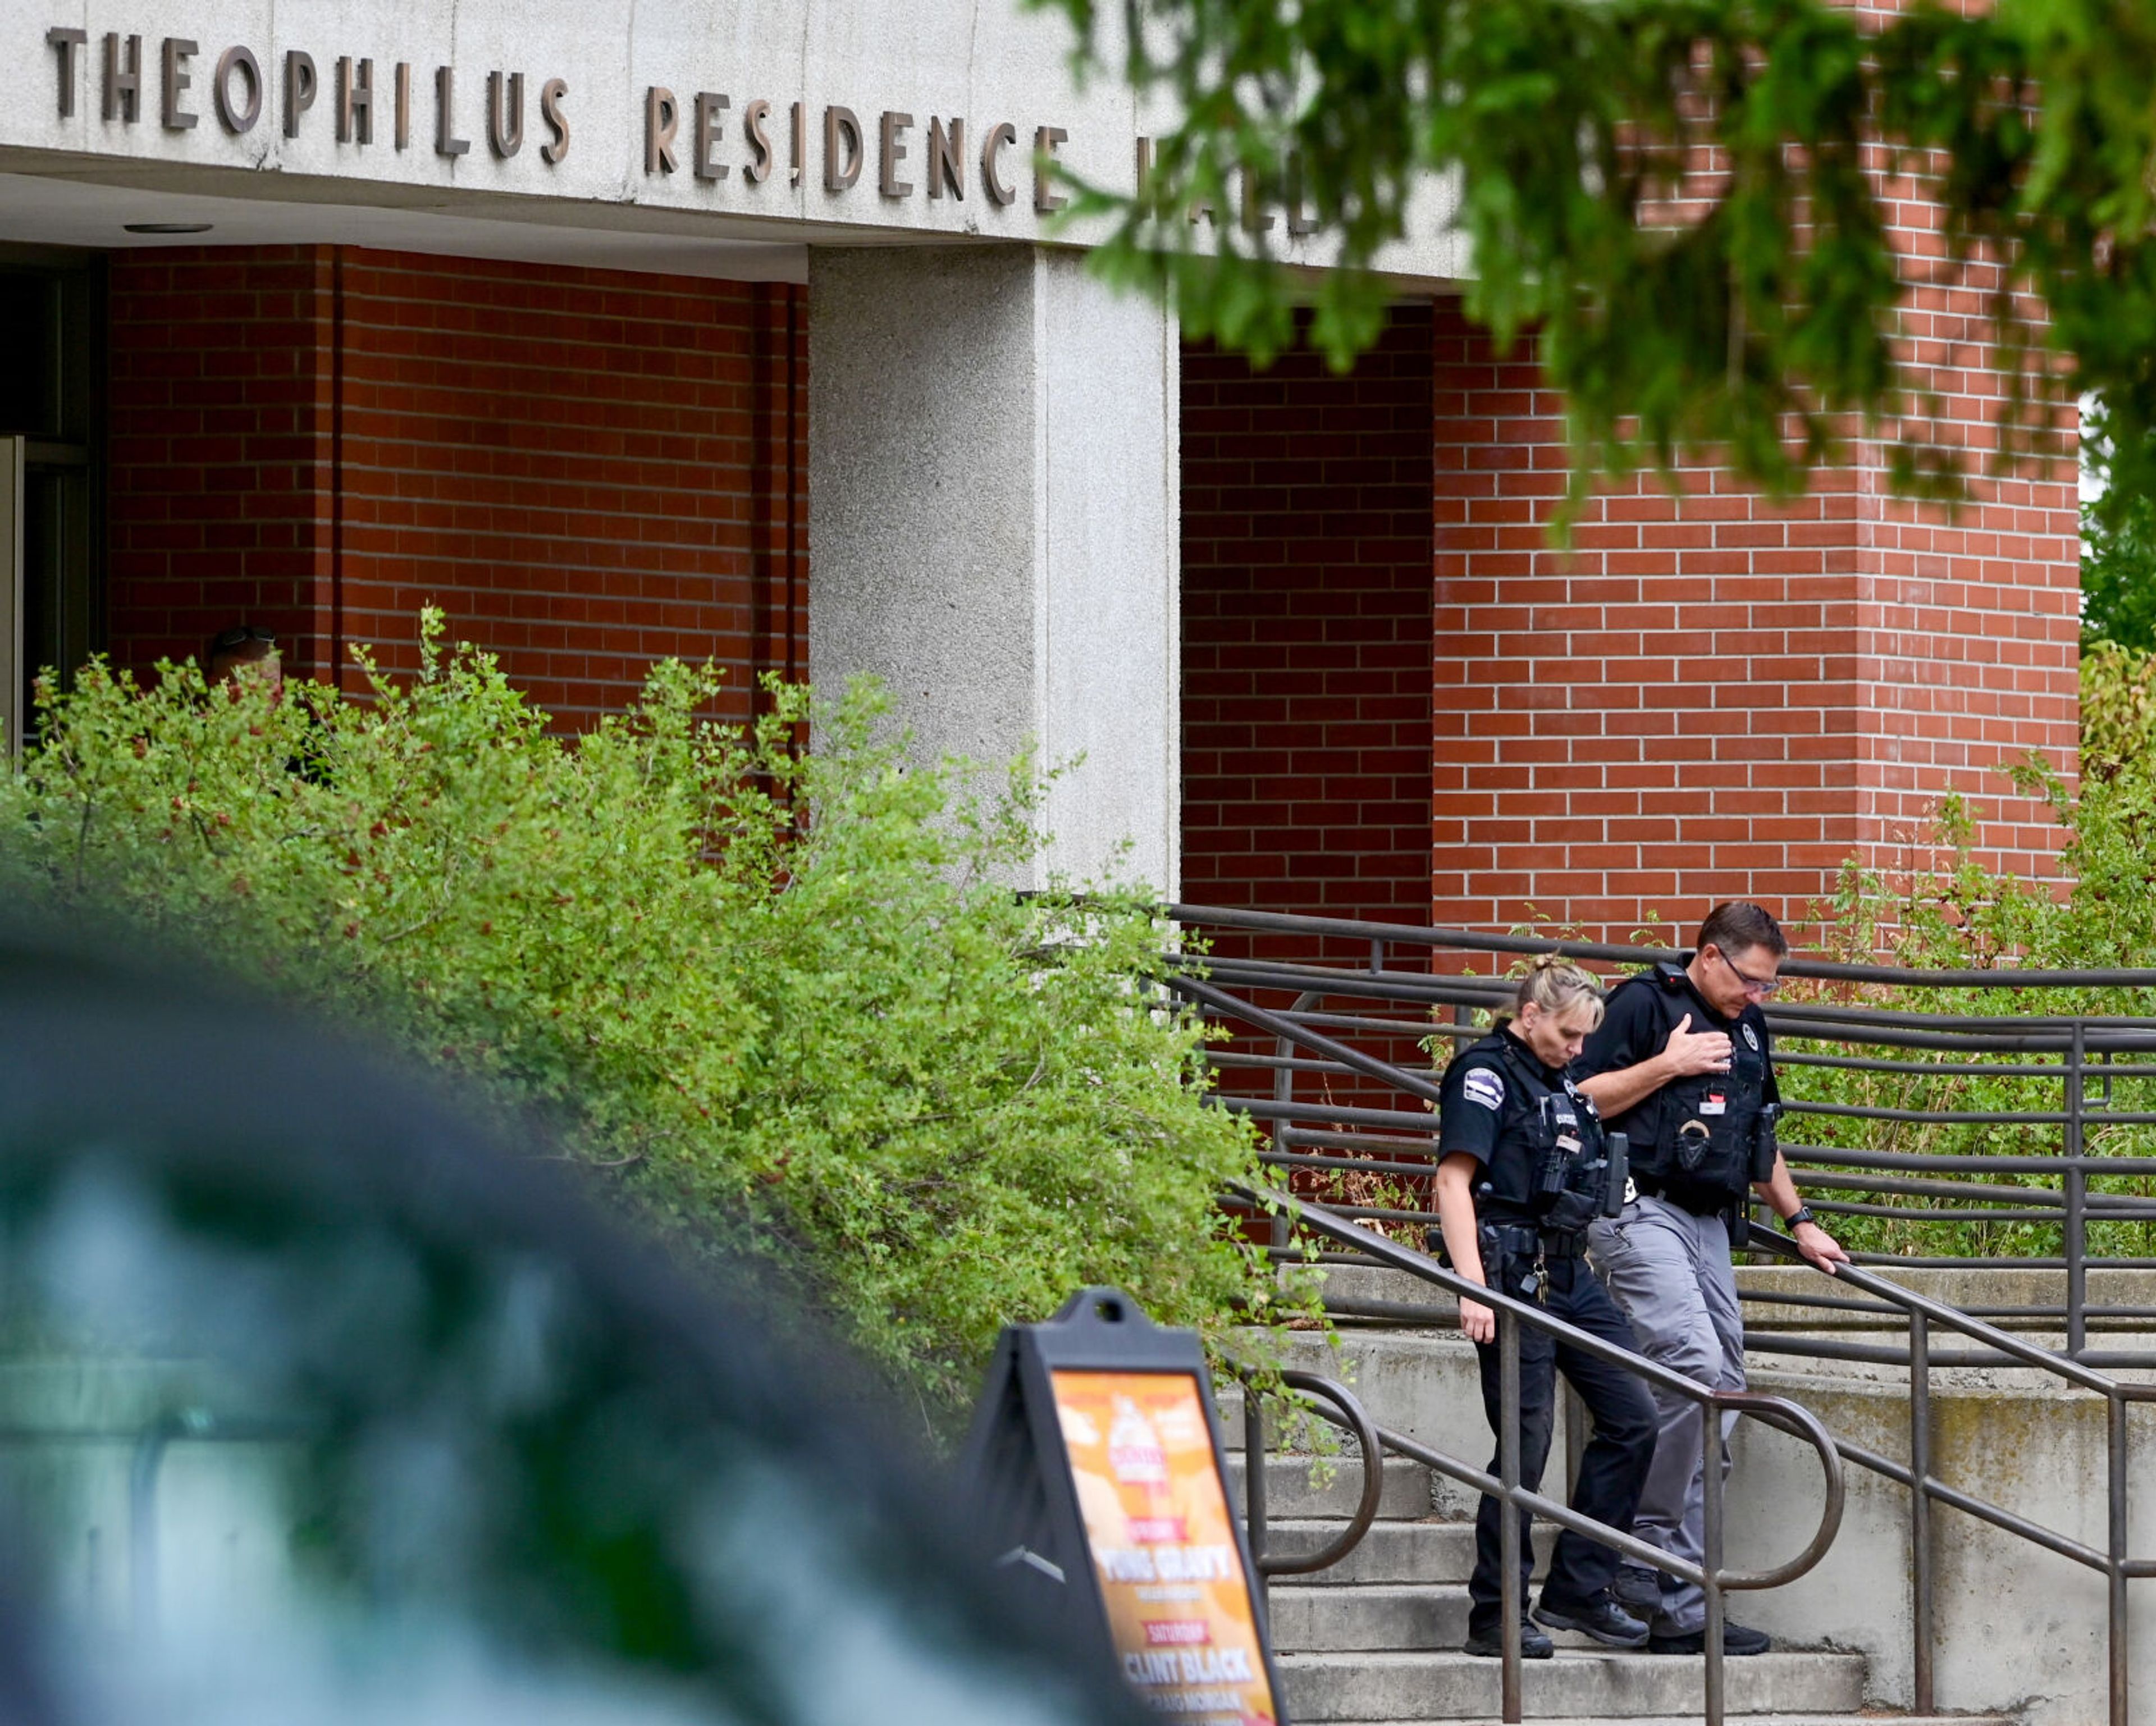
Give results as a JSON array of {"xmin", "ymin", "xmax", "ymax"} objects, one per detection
[
  {"xmin": 1533, "ymin": 1590, "xmax": 1650, "ymax": 1649},
  {"xmin": 1464, "ymin": 1620, "xmax": 1555, "ymax": 1659}
]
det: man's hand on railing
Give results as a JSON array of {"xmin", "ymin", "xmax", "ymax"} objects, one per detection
[
  {"xmin": 1757, "ymin": 1152, "xmax": 1850, "ymax": 1277},
  {"xmin": 1791, "ymin": 1217, "xmax": 1850, "ymax": 1276},
  {"xmin": 1459, "ymin": 1288, "xmax": 1496, "ymax": 1345}
]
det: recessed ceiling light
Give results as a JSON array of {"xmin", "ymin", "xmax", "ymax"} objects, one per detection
[{"xmin": 122, "ymin": 221, "xmax": 214, "ymax": 235}]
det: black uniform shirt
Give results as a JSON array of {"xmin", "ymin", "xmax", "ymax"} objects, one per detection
[{"xmin": 1571, "ymin": 962, "xmax": 1780, "ymax": 1154}]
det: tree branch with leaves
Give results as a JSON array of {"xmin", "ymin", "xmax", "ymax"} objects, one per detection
[{"xmin": 1046, "ymin": 0, "xmax": 2156, "ymax": 513}]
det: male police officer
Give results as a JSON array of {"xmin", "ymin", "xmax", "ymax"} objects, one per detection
[{"xmin": 1574, "ymin": 902, "xmax": 1848, "ymax": 1655}]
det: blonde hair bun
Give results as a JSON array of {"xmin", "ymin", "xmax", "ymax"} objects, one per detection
[{"xmin": 1513, "ymin": 956, "xmax": 1605, "ymax": 1028}]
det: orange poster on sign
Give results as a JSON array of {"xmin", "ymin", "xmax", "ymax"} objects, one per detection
[{"xmin": 1049, "ymin": 1369, "xmax": 1278, "ymax": 1726}]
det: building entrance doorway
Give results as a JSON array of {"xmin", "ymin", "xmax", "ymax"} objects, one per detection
[
  {"xmin": 1179, "ymin": 302, "xmax": 1436, "ymax": 942},
  {"xmin": 0, "ymin": 249, "xmax": 103, "ymax": 750}
]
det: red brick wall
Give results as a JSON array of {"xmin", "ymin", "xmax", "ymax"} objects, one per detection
[
  {"xmin": 1852, "ymin": 137, "xmax": 2082, "ymax": 883},
  {"xmin": 108, "ymin": 247, "xmax": 337, "ymax": 677},
  {"xmin": 1419, "ymin": 12, "xmax": 2080, "ymax": 944},
  {"xmin": 106, "ymin": 246, "xmax": 806, "ymax": 729},
  {"xmin": 1181, "ymin": 305, "xmax": 1435, "ymax": 927},
  {"xmin": 334, "ymin": 252, "xmax": 806, "ymax": 727},
  {"xmin": 1428, "ymin": 289, "xmax": 2079, "ymax": 945}
]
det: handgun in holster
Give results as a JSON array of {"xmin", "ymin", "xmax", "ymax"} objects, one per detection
[{"xmin": 1728, "ymin": 1104, "xmax": 1782, "ymax": 1249}]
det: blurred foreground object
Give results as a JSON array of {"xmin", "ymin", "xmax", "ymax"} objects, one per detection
[
  {"xmin": 0, "ymin": 921, "xmax": 1137, "ymax": 1726},
  {"xmin": 965, "ymin": 1289, "xmax": 1283, "ymax": 1724}
]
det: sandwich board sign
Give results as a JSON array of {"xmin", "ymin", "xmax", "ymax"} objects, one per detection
[{"xmin": 961, "ymin": 1287, "xmax": 1284, "ymax": 1725}]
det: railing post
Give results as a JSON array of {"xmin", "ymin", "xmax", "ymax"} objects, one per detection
[
  {"xmin": 2109, "ymin": 1391, "xmax": 2130, "ymax": 1726},
  {"xmin": 1704, "ymin": 1403, "xmax": 1726, "ymax": 1726},
  {"xmin": 2068, "ymin": 1019, "xmax": 2089, "ymax": 1358},
  {"xmin": 1910, "ymin": 1309, "xmax": 1934, "ymax": 1714},
  {"xmin": 1271, "ymin": 990, "xmax": 1321, "ymax": 1255},
  {"xmin": 1500, "ymin": 1311, "xmax": 1523, "ymax": 1725},
  {"xmin": 1244, "ymin": 1389, "xmax": 1270, "ymax": 1619}
]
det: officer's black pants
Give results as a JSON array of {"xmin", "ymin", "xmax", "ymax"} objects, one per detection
[{"xmin": 1467, "ymin": 1252, "xmax": 1657, "ymax": 1635}]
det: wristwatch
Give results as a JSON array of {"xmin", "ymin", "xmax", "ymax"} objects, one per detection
[{"xmin": 1780, "ymin": 1206, "xmax": 1818, "ymax": 1233}]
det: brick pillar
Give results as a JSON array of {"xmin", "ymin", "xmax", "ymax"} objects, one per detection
[{"xmin": 1430, "ymin": 294, "xmax": 2079, "ymax": 943}]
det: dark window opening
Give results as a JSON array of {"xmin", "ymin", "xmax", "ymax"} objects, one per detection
[{"xmin": 0, "ymin": 246, "xmax": 105, "ymax": 744}]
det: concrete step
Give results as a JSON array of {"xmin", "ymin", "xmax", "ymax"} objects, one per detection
[
  {"xmin": 1277, "ymin": 1647, "xmax": 1870, "ymax": 1721},
  {"xmin": 1265, "ymin": 1518, "xmax": 1551, "ymax": 1586},
  {"xmin": 1227, "ymin": 1453, "xmax": 1435, "ymax": 1521},
  {"xmin": 1267, "ymin": 1582, "xmax": 1470, "ymax": 1652}
]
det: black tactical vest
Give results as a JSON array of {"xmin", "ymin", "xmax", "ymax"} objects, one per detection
[
  {"xmin": 1446, "ymin": 1030, "xmax": 1616, "ymax": 1232},
  {"xmin": 1603, "ymin": 968, "xmax": 1776, "ymax": 1210}
]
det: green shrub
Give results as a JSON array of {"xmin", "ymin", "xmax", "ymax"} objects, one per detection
[{"xmin": 0, "ymin": 613, "xmax": 1314, "ymax": 1431}]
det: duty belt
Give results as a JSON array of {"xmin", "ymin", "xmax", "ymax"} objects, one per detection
[
  {"xmin": 1488, "ymin": 1222, "xmax": 1588, "ymax": 1260},
  {"xmin": 1629, "ymin": 1172, "xmax": 1728, "ymax": 1217}
]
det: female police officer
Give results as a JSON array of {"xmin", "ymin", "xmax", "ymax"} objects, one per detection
[{"xmin": 1433, "ymin": 957, "xmax": 1658, "ymax": 1657}]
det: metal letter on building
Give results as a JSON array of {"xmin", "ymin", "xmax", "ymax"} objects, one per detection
[
  {"xmin": 284, "ymin": 49, "xmax": 317, "ymax": 139},
  {"xmin": 213, "ymin": 45, "xmax": 262, "ymax": 134},
  {"xmin": 928, "ymin": 115, "xmax": 964, "ymax": 199},
  {"xmin": 435, "ymin": 66, "xmax": 469, "ymax": 156},
  {"xmin": 1285, "ymin": 152, "xmax": 1319, "ymax": 236},
  {"xmin": 742, "ymin": 98, "xmax": 773, "ymax": 184},
  {"xmin": 46, "ymin": 28, "xmax": 88, "ymax": 120},
  {"xmin": 487, "ymin": 70, "xmax": 523, "ymax": 158},
  {"xmin": 824, "ymin": 105, "xmax": 862, "ymax": 191},
  {"xmin": 980, "ymin": 121, "xmax": 1016, "ymax": 206},
  {"xmin": 102, "ymin": 33, "xmax": 141, "ymax": 124},
  {"xmin": 160, "ymin": 38, "xmax": 199, "ymax": 130},
  {"xmin": 539, "ymin": 78, "xmax": 569, "ymax": 165},
  {"xmin": 1034, "ymin": 125, "xmax": 1068, "ymax": 214},
  {"xmin": 337, "ymin": 56, "xmax": 374, "ymax": 145},
  {"xmin": 693, "ymin": 91, "xmax": 729, "ymax": 181},
  {"xmin": 645, "ymin": 86, "xmax": 678, "ymax": 174},
  {"xmin": 879, "ymin": 110, "xmax": 912, "ymax": 198}
]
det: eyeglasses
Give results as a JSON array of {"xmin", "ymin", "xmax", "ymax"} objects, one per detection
[
  {"xmin": 212, "ymin": 625, "xmax": 278, "ymax": 654},
  {"xmin": 1713, "ymin": 947, "xmax": 1782, "ymax": 997}
]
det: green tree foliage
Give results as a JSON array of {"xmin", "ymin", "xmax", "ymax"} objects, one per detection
[
  {"xmin": 1045, "ymin": 0, "xmax": 2156, "ymax": 510},
  {"xmin": 2082, "ymin": 399, "xmax": 2156, "ymax": 651},
  {"xmin": 0, "ymin": 615, "xmax": 1314, "ymax": 1429}
]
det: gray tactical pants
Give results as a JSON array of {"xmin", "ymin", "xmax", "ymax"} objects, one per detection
[{"xmin": 1586, "ymin": 1194, "xmax": 1746, "ymax": 1636}]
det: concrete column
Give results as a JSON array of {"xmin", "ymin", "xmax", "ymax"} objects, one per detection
[{"xmin": 807, "ymin": 244, "xmax": 1180, "ymax": 893}]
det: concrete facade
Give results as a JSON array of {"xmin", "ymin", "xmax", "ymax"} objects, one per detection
[
  {"xmin": 0, "ymin": 0, "xmax": 1467, "ymax": 272},
  {"xmin": 807, "ymin": 244, "xmax": 1179, "ymax": 888}
]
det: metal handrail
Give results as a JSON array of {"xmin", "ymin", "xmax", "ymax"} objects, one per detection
[
  {"xmin": 1171, "ymin": 901, "xmax": 2156, "ymax": 990},
  {"xmin": 1170, "ymin": 910, "xmax": 2156, "ymax": 1361},
  {"xmin": 1175, "ymin": 902, "xmax": 2156, "ymax": 1724},
  {"xmin": 1240, "ymin": 1369, "xmax": 1386, "ymax": 1580},
  {"xmin": 1231, "ymin": 1179, "xmax": 1845, "ymax": 1726},
  {"xmin": 1741, "ymin": 1231, "xmax": 2155, "ymax": 1721}
]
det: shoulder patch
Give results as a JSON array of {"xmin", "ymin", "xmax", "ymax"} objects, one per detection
[{"xmin": 1461, "ymin": 1067, "xmax": 1505, "ymax": 1112}]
